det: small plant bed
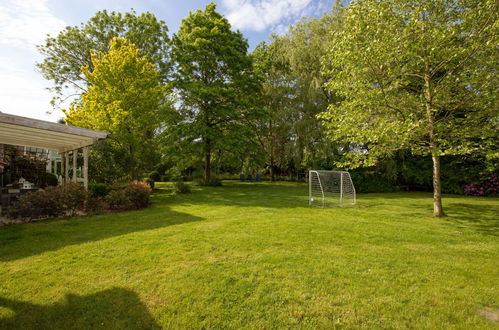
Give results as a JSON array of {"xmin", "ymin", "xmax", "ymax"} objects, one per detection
[
  {"xmin": 0, "ymin": 182, "xmax": 497, "ymax": 328},
  {"xmin": 4, "ymin": 181, "xmax": 152, "ymax": 224}
]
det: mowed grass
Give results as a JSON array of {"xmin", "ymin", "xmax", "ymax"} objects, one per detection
[{"xmin": 0, "ymin": 181, "xmax": 498, "ymax": 329}]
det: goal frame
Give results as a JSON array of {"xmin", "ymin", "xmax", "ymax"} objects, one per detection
[{"xmin": 309, "ymin": 170, "xmax": 356, "ymax": 207}]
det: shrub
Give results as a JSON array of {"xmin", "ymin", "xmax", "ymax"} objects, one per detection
[
  {"xmin": 125, "ymin": 181, "xmax": 152, "ymax": 209},
  {"xmin": 84, "ymin": 196, "xmax": 108, "ymax": 215},
  {"xmin": 174, "ymin": 181, "xmax": 191, "ymax": 194},
  {"xmin": 7, "ymin": 181, "xmax": 153, "ymax": 221},
  {"xmin": 463, "ymin": 174, "xmax": 498, "ymax": 197},
  {"xmin": 145, "ymin": 178, "xmax": 155, "ymax": 189},
  {"xmin": 8, "ymin": 188, "xmax": 64, "ymax": 220},
  {"xmin": 60, "ymin": 183, "xmax": 90, "ymax": 216},
  {"xmin": 148, "ymin": 170, "xmax": 161, "ymax": 182},
  {"xmin": 106, "ymin": 189, "xmax": 132, "ymax": 211},
  {"xmin": 194, "ymin": 177, "xmax": 222, "ymax": 186},
  {"xmin": 7, "ymin": 183, "xmax": 90, "ymax": 220},
  {"xmin": 350, "ymin": 170, "xmax": 397, "ymax": 193},
  {"xmin": 89, "ymin": 183, "xmax": 110, "ymax": 198},
  {"xmin": 44, "ymin": 172, "xmax": 59, "ymax": 187}
]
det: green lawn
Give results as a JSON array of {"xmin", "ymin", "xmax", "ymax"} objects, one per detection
[{"xmin": 0, "ymin": 182, "xmax": 498, "ymax": 329}]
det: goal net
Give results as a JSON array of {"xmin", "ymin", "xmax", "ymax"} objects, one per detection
[{"xmin": 309, "ymin": 170, "xmax": 356, "ymax": 207}]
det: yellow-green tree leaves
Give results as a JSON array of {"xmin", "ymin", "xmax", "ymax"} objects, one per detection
[{"xmin": 65, "ymin": 38, "xmax": 171, "ymax": 180}]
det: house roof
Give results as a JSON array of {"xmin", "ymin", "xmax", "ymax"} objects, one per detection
[{"xmin": 0, "ymin": 112, "xmax": 110, "ymax": 153}]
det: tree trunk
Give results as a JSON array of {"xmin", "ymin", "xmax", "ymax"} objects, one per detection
[
  {"xmin": 129, "ymin": 144, "xmax": 138, "ymax": 181},
  {"xmin": 270, "ymin": 155, "xmax": 275, "ymax": 182},
  {"xmin": 204, "ymin": 140, "xmax": 211, "ymax": 182},
  {"xmin": 424, "ymin": 68, "xmax": 445, "ymax": 217},
  {"xmin": 269, "ymin": 120, "xmax": 275, "ymax": 182},
  {"xmin": 431, "ymin": 153, "xmax": 445, "ymax": 217}
]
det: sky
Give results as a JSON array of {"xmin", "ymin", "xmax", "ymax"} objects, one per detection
[{"xmin": 0, "ymin": 0, "xmax": 333, "ymax": 123}]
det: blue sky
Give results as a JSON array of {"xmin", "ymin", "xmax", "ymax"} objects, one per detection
[{"xmin": 0, "ymin": 0, "xmax": 333, "ymax": 122}]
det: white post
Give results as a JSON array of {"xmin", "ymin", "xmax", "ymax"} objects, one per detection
[
  {"xmin": 309, "ymin": 170, "xmax": 312, "ymax": 205},
  {"xmin": 83, "ymin": 146, "xmax": 88, "ymax": 189},
  {"xmin": 47, "ymin": 153, "xmax": 52, "ymax": 173},
  {"xmin": 65, "ymin": 152, "xmax": 69, "ymax": 184},
  {"xmin": 72, "ymin": 149, "xmax": 77, "ymax": 182},
  {"xmin": 340, "ymin": 172, "xmax": 343, "ymax": 205}
]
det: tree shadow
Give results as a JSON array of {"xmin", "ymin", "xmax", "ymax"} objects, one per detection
[
  {"xmin": 157, "ymin": 181, "xmax": 311, "ymax": 209},
  {"xmin": 443, "ymin": 202, "xmax": 499, "ymax": 236},
  {"xmin": 0, "ymin": 196, "xmax": 204, "ymax": 261},
  {"xmin": 0, "ymin": 287, "xmax": 160, "ymax": 329}
]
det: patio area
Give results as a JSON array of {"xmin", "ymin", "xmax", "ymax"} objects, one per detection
[{"xmin": 0, "ymin": 112, "xmax": 109, "ymax": 216}]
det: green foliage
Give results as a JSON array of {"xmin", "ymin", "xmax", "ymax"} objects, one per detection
[
  {"xmin": 106, "ymin": 181, "xmax": 152, "ymax": 210},
  {"xmin": 7, "ymin": 183, "xmax": 99, "ymax": 220},
  {"xmin": 320, "ymin": 0, "xmax": 498, "ymax": 215},
  {"xmin": 37, "ymin": 9, "xmax": 170, "ymax": 108},
  {"xmin": 89, "ymin": 183, "xmax": 110, "ymax": 198},
  {"xmin": 145, "ymin": 178, "xmax": 155, "ymax": 190},
  {"xmin": 169, "ymin": 3, "xmax": 260, "ymax": 181},
  {"xmin": 8, "ymin": 187, "xmax": 65, "ymax": 220},
  {"xmin": 350, "ymin": 168, "xmax": 397, "ymax": 193},
  {"xmin": 173, "ymin": 181, "xmax": 191, "ymax": 194},
  {"xmin": 147, "ymin": 171, "xmax": 161, "ymax": 182},
  {"xmin": 250, "ymin": 6, "xmax": 345, "ymax": 180},
  {"xmin": 125, "ymin": 181, "xmax": 152, "ymax": 209},
  {"xmin": 65, "ymin": 38, "xmax": 171, "ymax": 180},
  {"xmin": 106, "ymin": 189, "xmax": 133, "ymax": 211},
  {"xmin": 194, "ymin": 177, "xmax": 222, "ymax": 187},
  {"xmin": 44, "ymin": 173, "xmax": 59, "ymax": 187},
  {"xmin": 322, "ymin": 0, "xmax": 497, "ymax": 167}
]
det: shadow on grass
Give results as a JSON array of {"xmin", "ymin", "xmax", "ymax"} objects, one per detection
[
  {"xmin": 443, "ymin": 203, "xmax": 499, "ymax": 236},
  {"xmin": 156, "ymin": 181, "xmax": 311, "ymax": 209},
  {"xmin": 0, "ymin": 287, "xmax": 159, "ymax": 329},
  {"xmin": 0, "ymin": 201, "xmax": 203, "ymax": 262}
]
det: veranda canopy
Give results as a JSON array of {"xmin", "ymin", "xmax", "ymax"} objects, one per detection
[
  {"xmin": 0, "ymin": 112, "xmax": 108, "ymax": 153},
  {"xmin": 0, "ymin": 112, "xmax": 109, "ymax": 188}
]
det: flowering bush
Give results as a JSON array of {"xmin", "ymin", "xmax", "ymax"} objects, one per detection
[
  {"xmin": 107, "ymin": 188, "xmax": 133, "ymax": 211},
  {"xmin": 463, "ymin": 174, "xmax": 498, "ymax": 197},
  {"xmin": 107, "ymin": 181, "xmax": 151, "ymax": 210},
  {"xmin": 125, "ymin": 181, "xmax": 152, "ymax": 209}
]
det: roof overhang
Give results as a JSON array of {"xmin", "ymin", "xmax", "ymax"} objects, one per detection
[{"xmin": 0, "ymin": 113, "xmax": 110, "ymax": 153}]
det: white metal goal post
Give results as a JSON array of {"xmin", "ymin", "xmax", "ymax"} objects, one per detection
[{"xmin": 309, "ymin": 170, "xmax": 356, "ymax": 207}]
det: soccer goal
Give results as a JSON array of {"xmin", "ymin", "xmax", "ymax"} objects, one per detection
[{"xmin": 309, "ymin": 170, "xmax": 356, "ymax": 207}]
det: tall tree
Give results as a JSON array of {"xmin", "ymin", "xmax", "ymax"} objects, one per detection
[
  {"xmin": 251, "ymin": 40, "xmax": 293, "ymax": 181},
  {"xmin": 281, "ymin": 9, "xmax": 344, "ymax": 174},
  {"xmin": 170, "ymin": 3, "xmax": 259, "ymax": 182},
  {"xmin": 37, "ymin": 10, "xmax": 170, "ymax": 108},
  {"xmin": 251, "ymin": 6, "xmax": 345, "ymax": 180},
  {"xmin": 321, "ymin": 0, "xmax": 498, "ymax": 216},
  {"xmin": 64, "ymin": 38, "xmax": 170, "ymax": 180}
]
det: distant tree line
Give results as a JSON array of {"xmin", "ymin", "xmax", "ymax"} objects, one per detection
[{"xmin": 37, "ymin": 1, "xmax": 498, "ymax": 216}]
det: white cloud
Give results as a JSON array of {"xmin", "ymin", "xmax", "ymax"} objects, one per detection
[
  {"xmin": 0, "ymin": 0, "xmax": 66, "ymax": 121},
  {"xmin": 0, "ymin": 0, "xmax": 66, "ymax": 50},
  {"xmin": 222, "ymin": 0, "xmax": 314, "ymax": 32}
]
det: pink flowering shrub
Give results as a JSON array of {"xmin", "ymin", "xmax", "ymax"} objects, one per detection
[{"xmin": 463, "ymin": 174, "xmax": 498, "ymax": 197}]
